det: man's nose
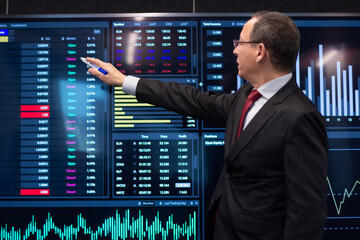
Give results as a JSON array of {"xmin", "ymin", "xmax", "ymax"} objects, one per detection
[{"xmin": 233, "ymin": 48, "xmax": 238, "ymax": 56}]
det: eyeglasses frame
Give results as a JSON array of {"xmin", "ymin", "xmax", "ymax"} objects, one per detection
[{"xmin": 233, "ymin": 39, "xmax": 260, "ymax": 48}]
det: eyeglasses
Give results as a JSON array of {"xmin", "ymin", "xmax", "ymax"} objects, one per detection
[{"xmin": 233, "ymin": 39, "xmax": 260, "ymax": 48}]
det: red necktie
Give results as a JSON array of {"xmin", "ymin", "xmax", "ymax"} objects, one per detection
[{"xmin": 236, "ymin": 90, "xmax": 261, "ymax": 138}]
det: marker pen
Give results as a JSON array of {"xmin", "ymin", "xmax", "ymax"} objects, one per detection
[{"xmin": 81, "ymin": 57, "xmax": 108, "ymax": 75}]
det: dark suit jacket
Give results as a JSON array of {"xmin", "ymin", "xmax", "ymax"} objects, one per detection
[{"xmin": 136, "ymin": 77, "xmax": 328, "ymax": 240}]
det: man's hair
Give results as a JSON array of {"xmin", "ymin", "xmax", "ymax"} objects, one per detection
[{"xmin": 251, "ymin": 11, "xmax": 300, "ymax": 72}]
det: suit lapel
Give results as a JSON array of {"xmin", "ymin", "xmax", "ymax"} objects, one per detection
[
  {"xmin": 226, "ymin": 101, "xmax": 276, "ymax": 167},
  {"xmin": 225, "ymin": 78, "xmax": 299, "ymax": 169},
  {"xmin": 229, "ymin": 84, "xmax": 253, "ymax": 147}
]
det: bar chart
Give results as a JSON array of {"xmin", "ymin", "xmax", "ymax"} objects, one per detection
[
  {"xmin": 113, "ymin": 78, "xmax": 198, "ymax": 129},
  {"xmin": 297, "ymin": 44, "xmax": 360, "ymax": 117}
]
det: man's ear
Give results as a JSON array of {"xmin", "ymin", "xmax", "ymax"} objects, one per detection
[{"xmin": 256, "ymin": 43, "xmax": 266, "ymax": 63}]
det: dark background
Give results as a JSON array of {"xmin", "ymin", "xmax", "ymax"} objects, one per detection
[{"xmin": 0, "ymin": 0, "xmax": 359, "ymax": 15}]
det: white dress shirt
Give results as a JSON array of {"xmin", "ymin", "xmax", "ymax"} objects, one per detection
[{"xmin": 242, "ymin": 73, "xmax": 292, "ymax": 130}]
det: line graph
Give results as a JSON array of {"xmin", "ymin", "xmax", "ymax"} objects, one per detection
[
  {"xmin": 326, "ymin": 145, "xmax": 360, "ymax": 218},
  {"xmin": 327, "ymin": 177, "xmax": 360, "ymax": 215}
]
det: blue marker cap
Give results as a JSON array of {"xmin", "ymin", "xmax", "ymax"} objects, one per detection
[{"xmin": 98, "ymin": 68, "xmax": 108, "ymax": 75}]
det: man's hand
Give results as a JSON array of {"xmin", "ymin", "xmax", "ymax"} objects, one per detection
[{"xmin": 86, "ymin": 57, "xmax": 126, "ymax": 86}]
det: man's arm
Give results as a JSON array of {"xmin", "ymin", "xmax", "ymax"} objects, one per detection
[
  {"xmin": 135, "ymin": 78, "xmax": 237, "ymax": 124},
  {"xmin": 283, "ymin": 110, "xmax": 328, "ymax": 239},
  {"xmin": 87, "ymin": 58, "xmax": 238, "ymax": 124}
]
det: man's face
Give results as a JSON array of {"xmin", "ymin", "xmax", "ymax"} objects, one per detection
[{"xmin": 233, "ymin": 18, "xmax": 258, "ymax": 80}]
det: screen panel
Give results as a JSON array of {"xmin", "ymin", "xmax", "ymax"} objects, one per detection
[{"xmin": 0, "ymin": 13, "xmax": 359, "ymax": 240}]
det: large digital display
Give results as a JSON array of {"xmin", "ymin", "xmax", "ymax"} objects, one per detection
[{"xmin": 0, "ymin": 13, "xmax": 359, "ymax": 239}]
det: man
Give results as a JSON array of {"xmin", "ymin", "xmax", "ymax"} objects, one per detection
[{"xmin": 88, "ymin": 11, "xmax": 328, "ymax": 240}]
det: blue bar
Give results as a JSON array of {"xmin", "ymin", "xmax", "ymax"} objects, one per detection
[
  {"xmin": 21, "ymin": 154, "xmax": 49, "ymax": 160},
  {"xmin": 21, "ymin": 71, "xmax": 49, "ymax": 77},
  {"xmin": 132, "ymin": 124, "xmax": 183, "ymax": 128},
  {"xmin": 319, "ymin": 45, "xmax": 325, "ymax": 115},
  {"xmin": 0, "ymin": 199, "xmax": 199, "ymax": 207},
  {"xmin": 21, "ymin": 119, "xmax": 49, "ymax": 125},
  {"xmin": 21, "ymin": 161, "xmax": 49, "ymax": 167},
  {"xmin": 170, "ymin": 120, "xmax": 183, "ymax": 123},
  {"xmin": 332, "ymin": 76, "xmax": 336, "ymax": 116},
  {"xmin": 21, "ymin": 77, "xmax": 49, "ymax": 83},
  {"xmin": 207, "ymin": 74, "xmax": 223, "ymax": 80},
  {"xmin": 307, "ymin": 66, "xmax": 312, "ymax": 101},
  {"xmin": 0, "ymin": 29, "xmax": 8, "ymax": 35},
  {"xmin": 206, "ymin": 52, "xmax": 223, "ymax": 58},
  {"xmin": 357, "ymin": 78, "xmax": 360, "ymax": 116},
  {"xmin": 21, "ymin": 140, "xmax": 49, "ymax": 146},
  {"xmin": 21, "ymin": 133, "xmax": 49, "ymax": 139},
  {"xmin": 21, "ymin": 43, "xmax": 50, "ymax": 48},
  {"xmin": 356, "ymin": 90, "xmax": 360, "ymax": 116},
  {"xmin": 296, "ymin": 53, "xmax": 300, "ymax": 87},
  {"xmin": 343, "ymin": 70, "xmax": 348, "ymax": 116},
  {"xmin": 327, "ymin": 216, "xmax": 360, "ymax": 219},
  {"xmin": 206, "ymin": 29, "xmax": 223, "ymax": 36},
  {"xmin": 327, "ymin": 131, "xmax": 360, "ymax": 138},
  {"xmin": 113, "ymin": 21, "xmax": 197, "ymax": 27},
  {"xmin": 207, "ymin": 85, "xmax": 223, "ymax": 91},
  {"xmin": 206, "ymin": 41, "xmax": 223, "ymax": 47},
  {"xmin": 21, "ymin": 50, "xmax": 49, "ymax": 55},
  {"xmin": 21, "ymin": 91, "xmax": 49, "ymax": 97},
  {"xmin": 202, "ymin": 21, "xmax": 247, "ymax": 27},
  {"xmin": 21, "ymin": 84, "xmax": 49, "ymax": 90},
  {"xmin": 21, "ymin": 147, "xmax": 49, "ymax": 153},
  {"xmin": 21, "ymin": 64, "xmax": 50, "ymax": 69},
  {"xmin": 349, "ymin": 66, "xmax": 354, "ymax": 116},
  {"xmin": 294, "ymin": 20, "xmax": 360, "ymax": 27},
  {"xmin": 237, "ymin": 75, "xmax": 245, "ymax": 90},
  {"xmin": 20, "ymin": 182, "xmax": 49, "ymax": 188},
  {"xmin": 311, "ymin": 60, "xmax": 315, "ymax": 103},
  {"xmin": 5, "ymin": 21, "xmax": 108, "ymax": 28},
  {"xmin": 20, "ymin": 168, "xmax": 49, "ymax": 174},
  {"xmin": 21, "ymin": 175, "xmax": 49, "ymax": 181},
  {"xmin": 326, "ymin": 90, "xmax": 330, "ymax": 116},
  {"xmin": 21, "ymin": 126, "xmax": 49, "ymax": 132},
  {"xmin": 21, "ymin": 98, "xmax": 49, "ymax": 104},
  {"xmin": 337, "ymin": 62, "xmax": 342, "ymax": 116},
  {"xmin": 132, "ymin": 115, "xmax": 182, "ymax": 119},
  {"xmin": 122, "ymin": 107, "xmax": 165, "ymax": 111},
  {"xmin": 207, "ymin": 63, "xmax": 223, "ymax": 69}
]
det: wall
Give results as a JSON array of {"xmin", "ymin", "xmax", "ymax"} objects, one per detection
[{"xmin": 1, "ymin": 0, "xmax": 359, "ymax": 15}]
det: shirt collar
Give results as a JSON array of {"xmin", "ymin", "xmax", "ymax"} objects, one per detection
[{"xmin": 256, "ymin": 73, "xmax": 292, "ymax": 100}]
